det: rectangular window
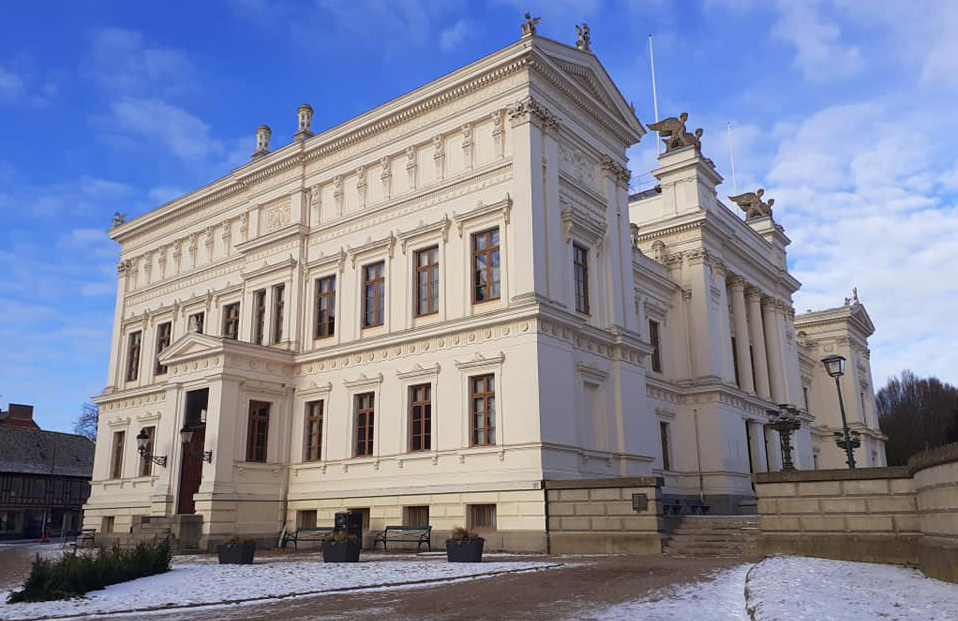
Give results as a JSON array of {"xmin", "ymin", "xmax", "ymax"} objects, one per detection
[
  {"xmin": 355, "ymin": 392, "xmax": 375, "ymax": 456},
  {"xmin": 304, "ymin": 400, "xmax": 323, "ymax": 462},
  {"xmin": 139, "ymin": 426, "xmax": 155, "ymax": 477},
  {"xmin": 110, "ymin": 430, "xmax": 125, "ymax": 479},
  {"xmin": 414, "ymin": 246, "xmax": 440, "ymax": 316},
  {"xmin": 297, "ymin": 509, "xmax": 317, "ymax": 529},
  {"xmin": 272, "ymin": 283, "xmax": 285, "ymax": 343},
  {"xmin": 649, "ymin": 320, "xmax": 662, "ymax": 373},
  {"xmin": 731, "ymin": 336, "xmax": 741, "ymax": 387},
  {"xmin": 246, "ymin": 401, "xmax": 270, "ymax": 463},
  {"xmin": 363, "ymin": 262, "xmax": 385, "ymax": 328},
  {"xmin": 154, "ymin": 322, "xmax": 172, "ymax": 375},
  {"xmin": 409, "ymin": 384, "xmax": 432, "ymax": 452},
  {"xmin": 103, "ymin": 516, "xmax": 115, "ymax": 534},
  {"xmin": 222, "ymin": 303, "xmax": 240, "ymax": 340},
  {"xmin": 472, "ymin": 228, "xmax": 501, "ymax": 303},
  {"xmin": 126, "ymin": 331, "xmax": 142, "ymax": 382},
  {"xmin": 314, "ymin": 275, "xmax": 336, "ymax": 339},
  {"xmin": 467, "ymin": 504, "xmax": 496, "ymax": 531},
  {"xmin": 470, "ymin": 374, "xmax": 496, "ymax": 446},
  {"xmin": 573, "ymin": 243, "xmax": 590, "ymax": 314},
  {"xmin": 803, "ymin": 386, "xmax": 811, "ymax": 414},
  {"xmin": 659, "ymin": 421, "xmax": 671, "ymax": 471},
  {"xmin": 404, "ymin": 506, "xmax": 430, "ymax": 527},
  {"xmin": 189, "ymin": 311, "xmax": 204, "ymax": 335},
  {"xmin": 253, "ymin": 289, "xmax": 267, "ymax": 345}
]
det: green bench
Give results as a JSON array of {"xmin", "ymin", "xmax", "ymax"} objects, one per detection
[
  {"xmin": 286, "ymin": 526, "xmax": 335, "ymax": 550},
  {"xmin": 373, "ymin": 525, "xmax": 432, "ymax": 552},
  {"xmin": 76, "ymin": 528, "xmax": 96, "ymax": 547}
]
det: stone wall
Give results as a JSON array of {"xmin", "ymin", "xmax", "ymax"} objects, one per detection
[
  {"xmin": 753, "ymin": 442, "xmax": 958, "ymax": 582},
  {"xmin": 545, "ymin": 477, "xmax": 663, "ymax": 554}
]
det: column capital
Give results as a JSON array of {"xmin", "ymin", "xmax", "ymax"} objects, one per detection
[
  {"xmin": 728, "ymin": 275, "xmax": 747, "ymax": 290},
  {"xmin": 745, "ymin": 285, "xmax": 763, "ymax": 300},
  {"xmin": 507, "ymin": 95, "xmax": 560, "ymax": 131}
]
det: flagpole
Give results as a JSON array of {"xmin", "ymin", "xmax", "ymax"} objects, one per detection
[
  {"xmin": 727, "ymin": 121, "xmax": 738, "ymax": 193},
  {"xmin": 648, "ymin": 34, "xmax": 661, "ymax": 154}
]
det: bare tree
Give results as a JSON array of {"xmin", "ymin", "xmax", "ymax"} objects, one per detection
[
  {"xmin": 877, "ymin": 370, "xmax": 958, "ymax": 465},
  {"xmin": 74, "ymin": 402, "xmax": 99, "ymax": 440}
]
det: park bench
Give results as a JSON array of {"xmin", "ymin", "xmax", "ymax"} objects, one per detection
[
  {"xmin": 661, "ymin": 498, "xmax": 682, "ymax": 516},
  {"xmin": 76, "ymin": 528, "xmax": 96, "ymax": 546},
  {"xmin": 286, "ymin": 526, "xmax": 335, "ymax": 550},
  {"xmin": 373, "ymin": 525, "xmax": 432, "ymax": 552},
  {"xmin": 684, "ymin": 499, "xmax": 710, "ymax": 515}
]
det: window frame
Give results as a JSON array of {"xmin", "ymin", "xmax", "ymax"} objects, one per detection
[
  {"xmin": 188, "ymin": 311, "xmax": 205, "ymax": 334},
  {"xmin": 155, "ymin": 322, "xmax": 172, "ymax": 375},
  {"xmin": 126, "ymin": 331, "xmax": 142, "ymax": 382},
  {"xmin": 354, "ymin": 392, "xmax": 375, "ymax": 457},
  {"xmin": 649, "ymin": 319, "xmax": 662, "ymax": 373},
  {"xmin": 246, "ymin": 400, "xmax": 270, "ymax": 463},
  {"xmin": 471, "ymin": 228, "xmax": 501, "ymax": 304},
  {"xmin": 362, "ymin": 261, "xmax": 386, "ymax": 328},
  {"xmin": 138, "ymin": 426, "xmax": 155, "ymax": 477},
  {"xmin": 467, "ymin": 504, "xmax": 497, "ymax": 532},
  {"xmin": 272, "ymin": 283, "xmax": 286, "ymax": 343},
  {"xmin": 304, "ymin": 400, "xmax": 324, "ymax": 462},
  {"xmin": 253, "ymin": 289, "xmax": 267, "ymax": 345},
  {"xmin": 408, "ymin": 383, "xmax": 432, "ymax": 452},
  {"xmin": 314, "ymin": 275, "xmax": 336, "ymax": 339},
  {"xmin": 469, "ymin": 374, "xmax": 496, "ymax": 447},
  {"xmin": 404, "ymin": 505, "xmax": 430, "ymax": 527},
  {"xmin": 659, "ymin": 421, "xmax": 672, "ymax": 471},
  {"xmin": 110, "ymin": 430, "xmax": 125, "ymax": 480},
  {"xmin": 222, "ymin": 302, "xmax": 240, "ymax": 340},
  {"xmin": 573, "ymin": 243, "xmax": 590, "ymax": 314},
  {"xmin": 414, "ymin": 245, "xmax": 440, "ymax": 317}
]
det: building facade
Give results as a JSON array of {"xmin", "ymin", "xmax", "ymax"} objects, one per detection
[{"xmin": 83, "ymin": 24, "xmax": 885, "ymax": 550}]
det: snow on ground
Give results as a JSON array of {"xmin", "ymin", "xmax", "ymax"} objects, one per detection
[
  {"xmin": 747, "ymin": 555, "xmax": 958, "ymax": 621},
  {"xmin": 1, "ymin": 554, "xmax": 559, "ymax": 620},
  {"xmin": 575, "ymin": 563, "xmax": 752, "ymax": 621}
]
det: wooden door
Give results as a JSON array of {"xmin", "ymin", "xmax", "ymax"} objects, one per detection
[{"xmin": 177, "ymin": 426, "xmax": 205, "ymax": 515}]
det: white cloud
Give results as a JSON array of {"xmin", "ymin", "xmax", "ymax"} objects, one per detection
[
  {"xmin": 0, "ymin": 65, "xmax": 27, "ymax": 103},
  {"xmin": 440, "ymin": 19, "xmax": 472, "ymax": 51},
  {"xmin": 83, "ymin": 27, "xmax": 198, "ymax": 98},
  {"xmin": 773, "ymin": 0, "xmax": 862, "ymax": 82},
  {"xmin": 108, "ymin": 97, "xmax": 224, "ymax": 163}
]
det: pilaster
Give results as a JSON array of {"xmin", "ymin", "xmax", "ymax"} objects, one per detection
[
  {"xmin": 747, "ymin": 287, "xmax": 771, "ymax": 400},
  {"xmin": 729, "ymin": 277, "xmax": 755, "ymax": 393}
]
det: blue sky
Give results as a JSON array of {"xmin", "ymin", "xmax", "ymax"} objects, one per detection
[{"xmin": 2, "ymin": 0, "xmax": 957, "ymax": 431}]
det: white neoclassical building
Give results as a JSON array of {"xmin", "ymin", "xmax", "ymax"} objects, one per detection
[{"xmin": 83, "ymin": 20, "xmax": 885, "ymax": 550}]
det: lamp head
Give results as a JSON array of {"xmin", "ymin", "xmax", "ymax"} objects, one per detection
[
  {"xmin": 821, "ymin": 354, "xmax": 846, "ymax": 378},
  {"xmin": 180, "ymin": 424, "xmax": 193, "ymax": 445}
]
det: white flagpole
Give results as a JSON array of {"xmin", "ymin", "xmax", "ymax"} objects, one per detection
[
  {"xmin": 727, "ymin": 121, "xmax": 738, "ymax": 193},
  {"xmin": 648, "ymin": 34, "xmax": 661, "ymax": 154}
]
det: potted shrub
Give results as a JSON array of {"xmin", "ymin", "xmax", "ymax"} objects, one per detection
[
  {"xmin": 323, "ymin": 530, "xmax": 361, "ymax": 563},
  {"xmin": 445, "ymin": 526, "xmax": 484, "ymax": 562},
  {"xmin": 217, "ymin": 536, "xmax": 256, "ymax": 565}
]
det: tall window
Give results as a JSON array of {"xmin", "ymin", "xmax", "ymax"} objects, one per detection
[
  {"xmin": 110, "ymin": 431, "xmax": 125, "ymax": 479},
  {"xmin": 314, "ymin": 275, "xmax": 336, "ymax": 339},
  {"xmin": 573, "ymin": 243, "xmax": 590, "ymax": 314},
  {"xmin": 409, "ymin": 384, "xmax": 432, "ymax": 451},
  {"xmin": 649, "ymin": 320, "xmax": 662, "ymax": 373},
  {"xmin": 659, "ymin": 421, "xmax": 671, "ymax": 471},
  {"xmin": 253, "ymin": 289, "xmax": 267, "ymax": 345},
  {"xmin": 139, "ymin": 426, "xmax": 155, "ymax": 477},
  {"xmin": 223, "ymin": 303, "xmax": 240, "ymax": 340},
  {"xmin": 355, "ymin": 393, "xmax": 375, "ymax": 456},
  {"xmin": 414, "ymin": 246, "xmax": 439, "ymax": 316},
  {"xmin": 304, "ymin": 401, "xmax": 323, "ymax": 462},
  {"xmin": 468, "ymin": 504, "xmax": 497, "ymax": 531},
  {"xmin": 472, "ymin": 228, "xmax": 500, "ymax": 303},
  {"xmin": 731, "ymin": 336, "xmax": 741, "ymax": 387},
  {"xmin": 272, "ymin": 283, "xmax": 285, "ymax": 343},
  {"xmin": 154, "ymin": 323, "xmax": 172, "ymax": 375},
  {"xmin": 126, "ymin": 331, "xmax": 142, "ymax": 382},
  {"xmin": 188, "ymin": 312, "xmax": 204, "ymax": 334},
  {"xmin": 246, "ymin": 401, "xmax": 270, "ymax": 462},
  {"xmin": 363, "ymin": 262, "xmax": 385, "ymax": 328},
  {"xmin": 470, "ymin": 374, "xmax": 496, "ymax": 446}
]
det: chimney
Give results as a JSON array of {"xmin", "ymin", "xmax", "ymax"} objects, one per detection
[
  {"xmin": 294, "ymin": 104, "xmax": 314, "ymax": 140},
  {"xmin": 253, "ymin": 125, "xmax": 272, "ymax": 158},
  {"xmin": 0, "ymin": 403, "xmax": 39, "ymax": 428}
]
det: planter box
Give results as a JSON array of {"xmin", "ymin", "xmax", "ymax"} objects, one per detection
[
  {"xmin": 323, "ymin": 540, "xmax": 361, "ymax": 563},
  {"xmin": 445, "ymin": 538, "xmax": 484, "ymax": 562},
  {"xmin": 217, "ymin": 542, "xmax": 256, "ymax": 564}
]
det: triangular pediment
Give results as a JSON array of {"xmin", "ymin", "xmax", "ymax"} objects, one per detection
[
  {"xmin": 157, "ymin": 332, "xmax": 224, "ymax": 364},
  {"xmin": 850, "ymin": 303, "xmax": 876, "ymax": 335},
  {"xmin": 532, "ymin": 38, "xmax": 646, "ymax": 143}
]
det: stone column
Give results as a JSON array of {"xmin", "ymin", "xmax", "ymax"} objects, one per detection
[
  {"xmin": 764, "ymin": 426, "xmax": 782, "ymax": 471},
  {"xmin": 762, "ymin": 297, "xmax": 786, "ymax": 404},
  {"xmin": 729, "ymin": 277, "xmax": 755, "ymax": 393},
  {"xmin": 746, "ymin": 287, "xmax": 771, "ymax": 400}
]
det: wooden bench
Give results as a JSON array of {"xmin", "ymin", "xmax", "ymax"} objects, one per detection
[
  {"xmin": 286, "ymin": 526, "xmax": 335, "ymax": 550},
  {"xmin": 373, "ymin": 525, "xmax": 432, "ymax": 552},
  {"xmin": 76, "ymin": 529, "xmax": 96, "ymax": 546}
]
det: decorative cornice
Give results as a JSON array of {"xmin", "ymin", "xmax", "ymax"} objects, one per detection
[{"xmin": 507, "ymin": 95, "xmax": 560, "ymax": 130}]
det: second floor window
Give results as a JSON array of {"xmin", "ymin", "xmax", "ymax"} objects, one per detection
[
  {"xmin": 355, "ymin": 392, "xmax": 375, "ymax": 456},
  {"xmin": 154, "ymin": 323, "xmax": 171, "ymax": 375},
  {"xmin": 315, "ymin": 275, "xmax": 336, "ymax": 338},
  {"xmin": 304, "ymin": 401, "xmax": 323, "ymax": 462},
  {"xmin": 253, "ymin": 289, "xmax": 267, "ymax": 345},
  {"xmin": 470, "ymin": 374, "xmax": 496, "ymax": 446},
  {"xmin": 139, "ymin": 426, "xmax": 155, "ymax": 477},
  {"xmin": 223, "ymin": 303, "xmax": 240, "ymax": 340},
  {"xmin": 126, "ymin": 331, "xmax": 142, "ymax": 382},
  {"xmin": 363, "ymin": 262, "xmax": 385, "ymax": 328},
  {"xmin": 573, "ymin": 244, "xmax": 590, "ymax": 314},
  {"xmin": 272, "ymin": 283, "xmax": 285, "ymax": 343},
  {"xmin": 649, "ymin": 319, "xmax": 662, "ymax": 373},
  {"xmin": 415, "ymin": 246, "xmax": 439, "ymax": 316},
  {"xmin": 472, "ymin": 228, "xmax": 500, "ymax": 303},
  {"xmin": 246, "ymin": 401, "xmax": 270, "ymax": 463},
  {"xmin": 110, "ymin": 430, "xmax": 125, "ymax": 479},
  {"xmin": 188, "ymin": 312, "xmax": 204, "ymax": 334},
  {"xmin": 409, "ymin": 384, "xmax": 431, "ymax": 451}
]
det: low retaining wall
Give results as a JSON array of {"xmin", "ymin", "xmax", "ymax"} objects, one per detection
[
  {"xmin": 545, "ymin": 477, "xmax": 663, "ymax": 554},
  {"xmin": 753, "ymin": 442, "xmax": 958, "ymax": 582}
]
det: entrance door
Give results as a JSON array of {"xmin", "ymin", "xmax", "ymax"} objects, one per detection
[{"xmin": 177, "ymin": 426, "xmax": 205, "ymax": 514}]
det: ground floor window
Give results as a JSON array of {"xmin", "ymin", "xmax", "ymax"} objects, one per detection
[
  {"xmin": 404, "ymin": 506, "xmax": 430, "ymax": 527},
  {"xmin": 297, "ymin": 509, "xmax": 317, "ymax": 529},
  {"xmin": 348, "ymin": 508, "xmax": 370, "ymax": 531},
  {"xmin": 103, "ymin": 516, "xmax": 115, "ymax": 533},
  {"xmin": 467, "ymin": 504, "xmax": 497, "ymax": 532}
]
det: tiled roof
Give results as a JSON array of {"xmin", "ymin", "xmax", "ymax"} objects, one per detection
[{"xmin": 0, "ymin": 427, "xmax": 95, "ymax": 478}]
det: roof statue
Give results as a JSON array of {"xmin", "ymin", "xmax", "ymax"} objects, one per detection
[
  {"xmin": 728, "ymin": 188, "xmax": 774, "ymax": 221},
  {"xmin": 521, "ymin": 12, "xmax": 540, "ymax": 36},
  {"xmin": 111, "ymin": 211, "xmax": 128, "ymax": 227},
  {"xmin": 575, "ymin": 23, "xmax": 591, "ymax": 52},
  {"xmin": 647, "ymin": 112, "xmax": 703, "ymax": 153}
]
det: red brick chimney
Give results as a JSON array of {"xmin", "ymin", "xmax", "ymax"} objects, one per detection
[{"xmin": 0, "ymin": 403, "xmax": 39, "ymax": 428}]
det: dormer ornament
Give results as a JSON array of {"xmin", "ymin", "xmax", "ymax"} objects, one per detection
[
  {"xmin": 575, "ymin": 23, "xmax": 591, "ymax": 52},
  {"xmin": 111, "ymin": 211, "xmax": 128, "ymax": 227},
  {"xmin": 294, "ymin": 104, "xmax": 314, "ymax": 139},
  {"xmin": 728, "ymin": 188, "xmax": 774, "ymax": 221},
  {"xmin": 647, "ymin": 112, "xmax": 702, "ymax": 153},
  {"xmin": 521, "ymin": 12, "xmax": 540, "ymax": 37},
  {"xmin": 253, "ymin": 125, "xmax": 271, "ymax": 158}
]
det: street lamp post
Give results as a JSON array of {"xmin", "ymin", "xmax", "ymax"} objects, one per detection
[{"xmin": 821, "ymin": 354, "xmax": 857, "ymax": 469}]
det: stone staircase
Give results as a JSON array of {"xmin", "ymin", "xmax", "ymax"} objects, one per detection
[{"xmin": 662, "ymin": 515, "xmax": 760, "ymax": 557}]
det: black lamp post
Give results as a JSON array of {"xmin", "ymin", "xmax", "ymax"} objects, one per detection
[
  {"xmin": 180, "ymin": 424, "xmax": 213, "ymax": 463},
  {"xmin": 822, "ymin": 354, "xmax": 857, "ymax": 469},
  {"xmin": 136, "ymin": 429, "xmax": 167, "ymax": 467},
  {"xmin": 766, "ymin": 405, "xmax": 802, "ymax": 471}
]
